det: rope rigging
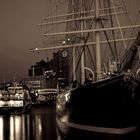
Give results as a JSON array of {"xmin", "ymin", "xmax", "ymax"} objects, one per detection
[
  {"xmin": 119, "ymin": 31, "xmax": 140, "ymax": 72},
  {"xmin": 38, "ymin": 0, "xmax": 140, "ymax": 83}
]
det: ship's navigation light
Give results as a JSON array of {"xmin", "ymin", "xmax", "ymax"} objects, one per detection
[
  {"xmin": 35, "ymin": 48, "xmax": 39, "ymax": 51},
  {"xmin": 62, "ymin": 40, "xmax": 66, "ymax": 45},
  {"xmin": 67, "ymin": 38, "xmax": 70, "ymax": 42}
]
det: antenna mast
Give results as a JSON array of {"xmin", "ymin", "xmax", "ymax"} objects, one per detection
[{"xmin": 95, "ymin": 0, "xmax": 102, "ymax": 80}]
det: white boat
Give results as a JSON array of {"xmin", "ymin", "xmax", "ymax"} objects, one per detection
[
  {"xmin": 0, "ymin": 82, "xmax": 32, "ymax": 114},
  {"xmin": 33, "ymin": 88, "xmax": 58, "ymax": 105}
]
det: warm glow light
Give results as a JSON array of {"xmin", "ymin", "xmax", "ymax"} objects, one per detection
[
  {"xmin": 34, "ymin": 116, "xmax": 42, "ymax": 139},
  {"xmin": 61, "ymin": 115, "xmax": 69, "ymax": 123},
  {"xmin": 64, "ymin": 92, "xmax": 70, "ymax": 102},
  {"xmin": 10, "ymin": 116, "xmax": 22, "ymax": 140},
  {"xmin": 0, "ymin": 117, "xmax": 4, "ymax": 140},
  {"xmin": 35, "ymin": 48, "xmax": 39, "ymax": 50},
  {"xmin": 10, "ymin": 117, "xmax": 14, "ymax": 140},
  {"xmin": 62, "ymin": 40, "xmax": 66, "ymax": 45}
]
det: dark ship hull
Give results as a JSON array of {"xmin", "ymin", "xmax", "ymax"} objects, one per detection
[{"xmin": 56, "ymin": 74, "xmax": 139, "ymax": 139}]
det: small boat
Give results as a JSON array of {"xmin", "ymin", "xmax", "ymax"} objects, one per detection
[
  {"xmin": 0, "ymin": 82, "xmax": 32, "ymax": 114},
  {"xmin": 31, "ymin": 88, "xmax": 58, "ymax": 105}
]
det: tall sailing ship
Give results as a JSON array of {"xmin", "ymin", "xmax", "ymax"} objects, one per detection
[{"xmin": 31, "ymin": 0, "xmax": 140, "ymax": 139}]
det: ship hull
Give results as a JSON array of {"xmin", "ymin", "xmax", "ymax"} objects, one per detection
[
  {"xmin": 56, "ymin": 74, "xmax": 139, "ymax": 139},
  {"xmin": 56, "ymin": 118, "xmax": 138, "ymax": 140}
]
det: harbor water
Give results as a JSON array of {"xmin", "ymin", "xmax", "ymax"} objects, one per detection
[
  {"xmin": 0, "ymin": 105, "xmax": 139, "ymax": 140},
  {"xmin": 0, "ymin": 105, "xmax": 57, "ymax": 140}
]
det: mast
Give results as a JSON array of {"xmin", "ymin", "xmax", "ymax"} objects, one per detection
[
  {"xmin": 111, "ymin": 0, "xmax": 127, "ymax": 50},
  {"xmin": 81, "ymin": 44, "xmax": 85, "ymax": 84},
  {"xmin": 81, "ymin": 18, "xmax": 85, "ymax": 84},
  {"xmin": 72, "ymin": 47, "xmax": 76, "ymax": 81},
  {"xmin": 95, "ymin": 0, "xmax": 102, "ymax": 80},
  {"xmin": 30, "ymin": 0, "xmax": 140, "ymax": 83}
]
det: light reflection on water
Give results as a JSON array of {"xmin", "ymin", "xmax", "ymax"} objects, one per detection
[
  {"xmin": 0, "ymin": 115, "xmax": 29, "ymax": 140},
  {"xmin": 0, "ymin": 109, "xmax": 138, "ymax": 140},
  {"xmin": 0, "ymin": 106, "xmax": 57, "ymax": 140},
  {"xmin": 0, "ymin": 117, "xmax": 4, "ymax": 139}
]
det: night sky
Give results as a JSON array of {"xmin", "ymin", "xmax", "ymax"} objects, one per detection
[{"xmin": 0, "ymin": 0, "xmax": 139, "ymax": 82}]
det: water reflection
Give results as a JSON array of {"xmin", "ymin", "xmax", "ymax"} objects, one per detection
[
  {"xmin": 10, "ymin": 115, "xmax": 25, "ymax": 140},
  {"xmin": 0, "ymin": 106, "xmax": 57, "ymax": 140},
  {"xmin": 0, "ymin": 117, "xmax": 4, "ymax": 139},
  {"xmin": 30, "ymin": 114, "xmax": 56, "ymax": 140},
  {"xmin": 0, "ymin": 115, "xmax": 29, "ymax": 140},
  {"xmin": 0, "ymin": 105, "xmax": 138, "ymax": 140}
]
